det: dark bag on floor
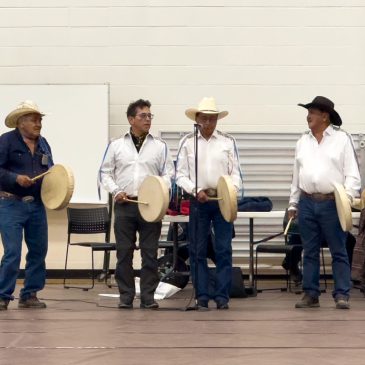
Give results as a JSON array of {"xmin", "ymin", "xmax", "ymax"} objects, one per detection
[
  {"xmin": 352, "ymin": 209, "xmax": 365, "ymax": 283},
  {"xmin": 208, "ymin": 267, "xmax": 247, "ymax": 298}
]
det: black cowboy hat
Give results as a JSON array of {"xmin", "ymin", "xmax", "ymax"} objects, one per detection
[{"xmin": 298, "ymin": 96, "xmax": 342, "ymax": 126}]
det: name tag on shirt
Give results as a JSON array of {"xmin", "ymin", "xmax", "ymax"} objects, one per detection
[{"xmin": 41, "ymin": 154, "xmax": 48, "ymax": 166}]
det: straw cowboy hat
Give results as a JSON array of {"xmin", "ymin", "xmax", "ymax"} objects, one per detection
[
  {"xmin": 5, "ymin": 100, "xmax": 45, "ymax": 128},
  {"xmin": 185, "ymin": 97, "xmax": 229, "ymax": 121},
  {"xmin": 298, "ymin": 96, "xmax": 342, "ymax": 126}
]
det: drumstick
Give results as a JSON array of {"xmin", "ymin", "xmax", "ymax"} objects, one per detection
[
  {"xmin": 284, "ymin": 217, "xmax": 293, "ymax": 236},
  {"xmin": 207, "ymin": 197, "xmax": 223, "ymax": 201},
  {"xmin": 31, "ymin": 170, "xmax": 51, "ymax": 182},
  {"xmin": 124, "ymin": 198, "xmax": 148, "ymax": 205}
]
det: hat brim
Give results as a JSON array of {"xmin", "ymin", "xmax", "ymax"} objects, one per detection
[
  {"xmin": 5, "ymin": 109, "xmax": 45, "ymax": 128},
  {"xmin": 185, "ymin": 108, "xmax": 229, "ymax": 121},
  {"xmin": 298, "ymin": 102, "xmax": 342, "ymax": 126}
]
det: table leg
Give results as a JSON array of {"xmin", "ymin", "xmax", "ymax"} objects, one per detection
[
  {"xmin": 98, "ymin": 251, "xmax": 111, "ymax": 284},
  {"xmin": 172, "ymin": 222, "xmax": 179, "ymax": 271},
  {"xmin": 249, "ymin": 218, "xmax": 254, "ymax": 287}
]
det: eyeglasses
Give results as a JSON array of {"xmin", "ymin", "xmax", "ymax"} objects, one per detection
[
  {"xmin": 20, "ymin": 115, "xmax": 42, "ymax": 124},
  {"xmin": 135, "ymin": 113, "xmax": 154, "ymax": 120},
  {"xmin": 197, "ymin": 115, "xmax": 218, "ymax": 123}
]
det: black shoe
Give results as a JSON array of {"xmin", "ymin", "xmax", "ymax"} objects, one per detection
[
  {"xmin": 118, "ymin": 302, "xmax": 133, "ymax": 309},
  {"xmin": 216, "ymin": 301, "xmax": 229, "ymax": 310},
  {"xmin": 0, "ymin": 298, "xmax": 9, "ymax": 311},
  {"xmin": 290, "ymin": 266, "xmax": 303, "ymax": 284},
  {"xmin": 18, "ymin": 294, "xmax": 46, "ymax": 309},
  {"xmin": 295, "ymin": 294, "xmax": 320, "ymax": 308},
  {"xmin": 140, "ymin": 301, "xmax": 159, "ymax": 309},
  {"xmin": 197, "ymin": 299, "xmax": 209, "ymax": 311}
]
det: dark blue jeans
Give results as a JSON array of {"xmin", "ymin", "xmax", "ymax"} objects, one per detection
[
  {"xmin": 298, "ymin": 195, "xmax": 351, "ymax": 299},
  {"xmin": 189, "ymin": 199, "xmax": 233, "ymax": 304},
  {"xmin": 0, "ymin": 198, "xmax": 48, "ymax": 301}
]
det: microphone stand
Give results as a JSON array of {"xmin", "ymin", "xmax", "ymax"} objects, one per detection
[{"xmin": 184, "ymin": 123, "xmax": 200, "ymax": 311}]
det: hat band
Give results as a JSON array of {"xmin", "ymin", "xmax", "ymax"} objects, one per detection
[{"xmin": 199, "ymin": 109, "xmax": 219, "ymax": 113}]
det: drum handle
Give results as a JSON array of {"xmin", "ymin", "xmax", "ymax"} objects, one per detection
[
  {"xmin": 284, "ymin": 217, "xmax": 293, "ymax": 236},
  {"xmin": 351, "ymin": 189, "xmax": 365, "ymax": 210},
  {"xmin": 124, "ymin": 198, "xmax": 148, "ymax": 205},
  {"xmin": 31, "ymin": 170, "xmax": 51, "ymax": 182}
]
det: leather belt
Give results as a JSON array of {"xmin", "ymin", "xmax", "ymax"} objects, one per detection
[
  {"xmin": 0, "ymin": 191, "xmax": 35, "ymax": 203},
  {"xmin": 301, "ymin": 191, "xmax": 335, "ymax": 201},
  {"xmin": 204, "ymin": 188, "xmax": 217, "ymax": 197}
]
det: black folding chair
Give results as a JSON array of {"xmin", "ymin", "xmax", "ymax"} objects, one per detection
[
  {"xmin": 63, "ymin": 206, "xmax": 116, "ymax": 291},
  {"xmin": 254, "ymin": 218, "xmax": 301, "ymax": 292},
  {"xmin": 255, "ymin": 210, "xmax": 327, "ymax": 292}
]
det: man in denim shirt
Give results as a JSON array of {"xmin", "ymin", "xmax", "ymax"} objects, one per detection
[{"xmin": 0, "ymin": 101, "xmax": 53, "ymax": 310}]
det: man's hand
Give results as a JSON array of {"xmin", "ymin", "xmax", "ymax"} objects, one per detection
[
  {"xmin": 114, "ymin": 192, "xmax": 128, "ymax": 204},
  {"xmin": 16, "ymin": 175, "xmax": 34, "ymax": 188},
  {"xmin": 287, "ymin": 209, "xmax": 297, "ymax": 220},
  {"xmin": 197, "ymin": 190, "xmax": 209, "ymax": 203}
]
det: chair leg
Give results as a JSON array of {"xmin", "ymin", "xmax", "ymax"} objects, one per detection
[
  {"xmin": 101, "ymin": 251, "xmax": 110, "ymax": 280},
  {"xmin": 89, "ymin": 249, "xmax": 95, "ymax": 290},
  {"xmin": 254, "ymin": 250, "xmax": 258, "ymax": 290},
  {"xmin": 63, "ymin": 243, "xmax": 70, "ymax": 289},
  {"xmin": 63, "ymin": 247, "xmax": 95, "ymax": 291},
  {"xmin": 100, "ymin": 250, "xmax": 114, "ymax": 288},
  {"xmin": 255, "ymin": 249, "xmax": 288, "ymax": 292},
  {"xmin": 321, "ymin": 247, "xmax": 327, "ymax": 292}
]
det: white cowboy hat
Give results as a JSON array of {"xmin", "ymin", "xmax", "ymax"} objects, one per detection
[
  {"xmin": 5, "ymin": 100, "xmax": 45, "ymax": 128},
  {"xmin": 185, "ymin": 97, "xmax": 229, "ymax": 121}
]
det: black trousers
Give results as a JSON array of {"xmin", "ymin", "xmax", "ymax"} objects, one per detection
[{"xmin": 114, "ymin": 202, "xmax": 162, "ymax": 305}]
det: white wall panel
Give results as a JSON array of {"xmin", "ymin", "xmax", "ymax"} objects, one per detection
[{"xmin": 0, "ymin": 8, "xmax": 68, "ymax": 27}]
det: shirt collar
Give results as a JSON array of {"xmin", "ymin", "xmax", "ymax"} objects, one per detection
[
  {"xmin": 325, "ymin": 124, "xmax": 336, "ymax": 136},
  {"xmin": 124, "ymin": 130, "xmax": 154, "ymax": 140},
  {"xmin": 308, "ymin": 124, "xmax": 334, "ymax": 139},
  {"xmin": 198, "ymin": 129, "xmax": 218, "ymax": 140},
  {"xmin": 14, "ymin": 128, "xmax": 40, "ymax": 146}
]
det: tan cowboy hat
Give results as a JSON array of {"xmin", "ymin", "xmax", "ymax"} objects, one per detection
[
  {"xmin": 185, "ymin": 97, "xmax": 229, "ymax": 121},
  {"xmin": 5, "ymin": 100, "xmax": 45, "ymax": 128}
]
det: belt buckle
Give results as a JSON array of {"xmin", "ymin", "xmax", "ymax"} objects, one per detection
[{"xmin": 22, "ymin": 196, "xmax": 35, "ymax": 203}]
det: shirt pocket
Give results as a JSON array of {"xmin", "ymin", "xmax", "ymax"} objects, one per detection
[
  {"xmin": 324, "ymin": 148, "xmax": 342, "ymax": 166},
  {"xmin": 10, "ymin": 150, "xmax": 26, "ymax": 165}
]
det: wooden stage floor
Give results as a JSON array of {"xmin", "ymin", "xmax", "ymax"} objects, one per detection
[{"xmin": 1, "ymin": 282, "xmax": 365, "ymax": 365}]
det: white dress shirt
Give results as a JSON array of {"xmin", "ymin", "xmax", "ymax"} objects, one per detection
[
  {"xmin": 175, "ymin": 129, "xmax": 243, "ymax": 195},
  {"xmin": 289, "ymin": 125, "xmax": 361, "ymax": 206},
  {"xmin": 100, "ymin": 132, "xmax": 174, "ymax": 197}
]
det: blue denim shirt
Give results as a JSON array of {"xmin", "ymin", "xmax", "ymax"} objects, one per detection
[{"xmin": 0, "ymin": 129, "xmax": 53, "ymax": 199}]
